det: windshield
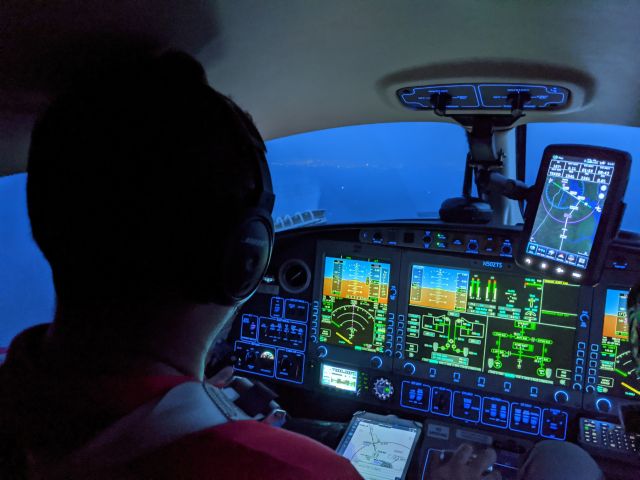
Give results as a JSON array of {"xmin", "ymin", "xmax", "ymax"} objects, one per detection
[
  {"xmin": 267, "ymin": 122, "xmax": 469, "ymax": 228},
  {"xmin": 526, "ymin": 123, "xmax": 640, "ymax": 232}
]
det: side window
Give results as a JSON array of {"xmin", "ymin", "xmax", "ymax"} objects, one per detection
[
  {"xmin": 526, "ymin": 123, "xmax": 640, "ymax": 232},
  {"xmin": 0, "ymin": 174, "xmax": 55, "ymax": 358}
]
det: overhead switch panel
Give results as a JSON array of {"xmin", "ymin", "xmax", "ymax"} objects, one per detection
[{"xmin": 397, "ymin": 83, "xmax": 570, "ymax": 111}]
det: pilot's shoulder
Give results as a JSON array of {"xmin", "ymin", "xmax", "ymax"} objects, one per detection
[{"xmin": 128, "ymin": 421, "xmax": 361, "ymax": 480}]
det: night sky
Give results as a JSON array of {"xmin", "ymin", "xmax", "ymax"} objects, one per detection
[{"xmin": 1, "ymin": 122, "xmax": 639, "ymax": 348}]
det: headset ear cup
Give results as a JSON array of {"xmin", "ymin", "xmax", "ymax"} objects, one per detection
[{"xmin": 219, "ymin": 208, "xmax": 274, "ymax": 304}]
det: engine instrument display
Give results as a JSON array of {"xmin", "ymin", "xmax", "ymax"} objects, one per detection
[
  {"xmin": 320, "ymin": 256, "xmax": 391, "ymax": 353},
  {"xmin": 406, "ymin": 264, "xmax": 579, "ymax": 386},
  {"xmin": 597, "ymin": 289, "xmax": 640, "ymax": 399}
]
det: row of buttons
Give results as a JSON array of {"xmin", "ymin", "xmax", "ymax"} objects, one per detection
[
  {"xmin": 573, "ymin": 341, "xmax": 587, "ymax": 389},
  {"xmin": 360, "ymin": 229, "xmax": 514, "ymax": 258},
  {"xmin": 393, "ymin": 314, "xmax": 405, "ymax": 358},
  {"xmin": 526, "ymin": 243, "xmax": 588, "ymax": 268},
  {"xmin": 400, "ymin": 380, "xmax": 567, "ymax": 439},
  {"xmin": 402, "ymin": 364, "xmax": 570, "ymax": 403},
  {"xmin": 384, "ymin": 313, "xmax": 396, "ymax": 356},
  {"xmin": 240, "ymin": 315, "xmax": 307, "ymax": 351},
  {"xmin": 310, "ymin": 300, "xmax": 320, "ymax": 343},
  {"xmin": 584, "ymin": 343, "xmax": 599, "ymax": 392}
]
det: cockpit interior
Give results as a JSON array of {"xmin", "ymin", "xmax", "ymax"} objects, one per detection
[{"xmin": 2, "ymin": 1, "xmax": 640, "ymax": 479}]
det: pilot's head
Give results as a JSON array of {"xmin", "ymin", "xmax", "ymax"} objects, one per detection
[{"xmin": 26, "ymin": 52, "xmax": 274, "ymax": 311}]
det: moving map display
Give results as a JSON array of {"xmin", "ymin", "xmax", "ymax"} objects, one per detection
[
  {"xmin": 597, "ymin": 289, "xmax": 640, "ymax": 399},
  {"xmin": 526, "ymin": 154, "xmax": 615, "ymax": 270},
  {"xmin": 320, "ymin": 256, "xmax": 391, "ymax": 353},
  {"xmin": 406, "ymin": 264, "xmax": 579, "ymax": 385},
  {"xmin": 337, "ymin": 417, "xmax": 419, "ymax": 480}
]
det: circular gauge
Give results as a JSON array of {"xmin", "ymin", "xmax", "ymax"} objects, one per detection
[
  {"xmin": 279, "ymin": 259, "xmax": 311, "ymax": 293},
  {"xmin": 331, "ymin": 303, "xmax": 376, "ymax": 345},
  {"xmin": 257, "ymin": 349, "xmax": 275, "ymax": 369},
  {"xmin": 372, "ymin": 378, "xmax": 394, "ymax": 401}
]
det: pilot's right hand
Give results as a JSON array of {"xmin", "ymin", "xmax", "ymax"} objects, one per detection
[{"xmin": 429, "ymin": 444, "xmax": 501, "ymax": 480}]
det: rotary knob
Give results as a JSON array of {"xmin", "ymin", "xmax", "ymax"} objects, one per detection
[
  {"xmin": 317, "ymin": 345, "xmax": 328, "ymax": 358},
  {"xmin": 403, "ymin": 362, "xmax": 416, "ymax": 375},
  {"xmin": 370, "ymin": 356, "xmax": 383, "ymax": 369},
  {"xmin": 595, "ymin": 398, "xmax": 612, "ymax": 413},
  {"xmin": 372, "ymin": 378, "xmax": 394, "ymax": 401},
  {"xmin": 554, "ymin": 390, "xmax": 569, "ymax": 404}
]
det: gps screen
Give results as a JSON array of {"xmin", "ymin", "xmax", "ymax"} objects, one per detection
[
  {"xmin": 320, "ymin": 256, "xmax": 391, "ymax": 353},
  {"xmin": 337, "ymin": 416, "xmax": 419, "ymax": 480},
  {"xmin": 526, "ymin": 153, "xmax": 615, "ymax": 270},
  {"xmin": 320, "ymin": 363, "xmax": 358, "ymax": 393},
  {"xmin": 406, "ymin": 264, "xmax": 579, "ymax": 386},
  {"xmin": 597, "ymin": 289, "xmax": 640, "ymax": 399}
]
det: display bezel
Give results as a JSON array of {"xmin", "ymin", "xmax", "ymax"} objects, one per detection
[
  {"xmin": 336, "ymin": 411, "xmax": 422, "ymax": 480},
  {"xmin": 397, "ymin": 250, "xmax": 589, "ymax": 406},
  {"xmin": 584, "ymin": 280, "xmax": 640, "ymax": 413},
  {"xmin": 516, "ymin": 144, "xmax": 630, "ymax": 285},
  {"xmin": 312, "ymin": 241, "xmax": 401, "ymax": 370},
  {"xmin": 319, "ymin": 362, "xmax": 359, "ymax": 394}
]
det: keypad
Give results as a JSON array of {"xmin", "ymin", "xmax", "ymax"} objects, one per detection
[{"xmin": 580, "ymin": 418, "xmax": 640, "ymax": 453}]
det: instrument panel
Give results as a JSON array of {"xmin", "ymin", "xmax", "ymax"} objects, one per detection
[{"xmin": 227, "ymin": 223, "xmax": 640, "ymax": 444}]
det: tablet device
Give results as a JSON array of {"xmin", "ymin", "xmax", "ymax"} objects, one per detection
[
  {"xmin": 336, "ymin": 411, "xmax": 422, "ymax": 480},
  {"xmin": 517, "ymin": 144, "xmax": 630, "ymax": 285}
]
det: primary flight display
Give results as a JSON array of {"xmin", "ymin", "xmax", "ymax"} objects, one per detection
[
  {"xmin": 597, "ymin": 288, "xmax": 640, "ymax": 399},
  {"xmin": 406, "ymin": 264, "xmax": 579, "ymax": 386},
  {"xmin": 320, "ymin": 255, "xmax": 391, "ymax": 353}
]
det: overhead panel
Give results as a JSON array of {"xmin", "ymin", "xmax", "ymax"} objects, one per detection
[{"xmin": 397, "ymin": 84, "xmax": 570, "ymax": 111}]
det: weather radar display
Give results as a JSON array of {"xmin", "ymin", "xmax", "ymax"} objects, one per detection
[
  {"xmin": 320, "ymin": 256, "xmax": 390, "ymax": 353},
  {"xmin": 526, "ymin": 154, "xmax": 615, "ymax": 269}
]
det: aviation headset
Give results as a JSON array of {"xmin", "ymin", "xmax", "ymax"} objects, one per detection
[{"xmin": 210, "ymin": 95, "xmax": 276, "ymax": 306}]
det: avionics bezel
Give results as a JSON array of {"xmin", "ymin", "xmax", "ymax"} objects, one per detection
[
  {"xmin": 312, "ymin": 241, "xmax": 401, "ymax": 372},
  {"xmin": 396, "ymin": 250, "xmax": 590, "ymax": 407},
  {"xmin": 583, "ymin": 276, "xmax": 640, "ymax": 415},
  {"xmin": 336, "ymin": 411, "xmax": 422, "ymax": 480},
  {"xmin": 516, "ymin": 144, "xmax": 630, "ymax": 286}
]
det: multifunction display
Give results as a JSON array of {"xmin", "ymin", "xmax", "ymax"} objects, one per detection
[
  {"xmin": 406, "ymin": 264, "xmax": 579, "ymax": 386},
  {"xmin": 320, "ymin": 256, "xmax": 391, "ymax": 353},
  {"xmin": 526, "ymin": 154, "xmax": 615, "ymax": 270},
  {"xmin": 597, "ymin": 289, "xmax": 640, "ymax": 399}
]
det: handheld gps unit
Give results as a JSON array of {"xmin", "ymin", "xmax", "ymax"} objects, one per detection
[{"xmin": 516, "ymin": 145, "xmax": 630, "ymax": 285}]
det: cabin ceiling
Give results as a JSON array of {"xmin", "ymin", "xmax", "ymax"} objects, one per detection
[{"xmin": 2, "ymin": 0, "xmax": 640, "ymax": 175}]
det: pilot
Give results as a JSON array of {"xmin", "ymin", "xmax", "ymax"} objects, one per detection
[
  {"xmin": 0, "ymin": 51, "xmax": 363, "ymax": 479},
  {"xmin": 0, "ymin": 51, "xmax": 602, "ymax": 480}
]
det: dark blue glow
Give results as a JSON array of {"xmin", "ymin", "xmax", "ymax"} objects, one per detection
[
  {"xmin": 526, "ymin": 123, "xmax": 640, "ymax": 231},
  {"xmin": 0, "ymin": 174, "xmax": 55, "ymax": 350},
  {"xmin": 1, "ymin": 122, "xmax": 638, "ymax": 351},
  {"xmin": 266, "ymin": 122, "xmax": 468, "ymax": 225}
]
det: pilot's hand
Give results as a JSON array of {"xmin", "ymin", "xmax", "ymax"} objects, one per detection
[
  {"xmin": 430, "ymin": 444, "xmax": 501, "ymax": 480},
  {"xmin": 206, "ymin": 365, "xmax": 235, "ymax": 387}
]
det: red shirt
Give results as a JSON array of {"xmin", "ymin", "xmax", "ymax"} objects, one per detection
[
  {"xmin": 101, "ymin": 375, "xmax": 362, "ymax": 479},
  {"xmin": 0, "ymin": 326, "xmax": 362, "ymax": 479}
]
